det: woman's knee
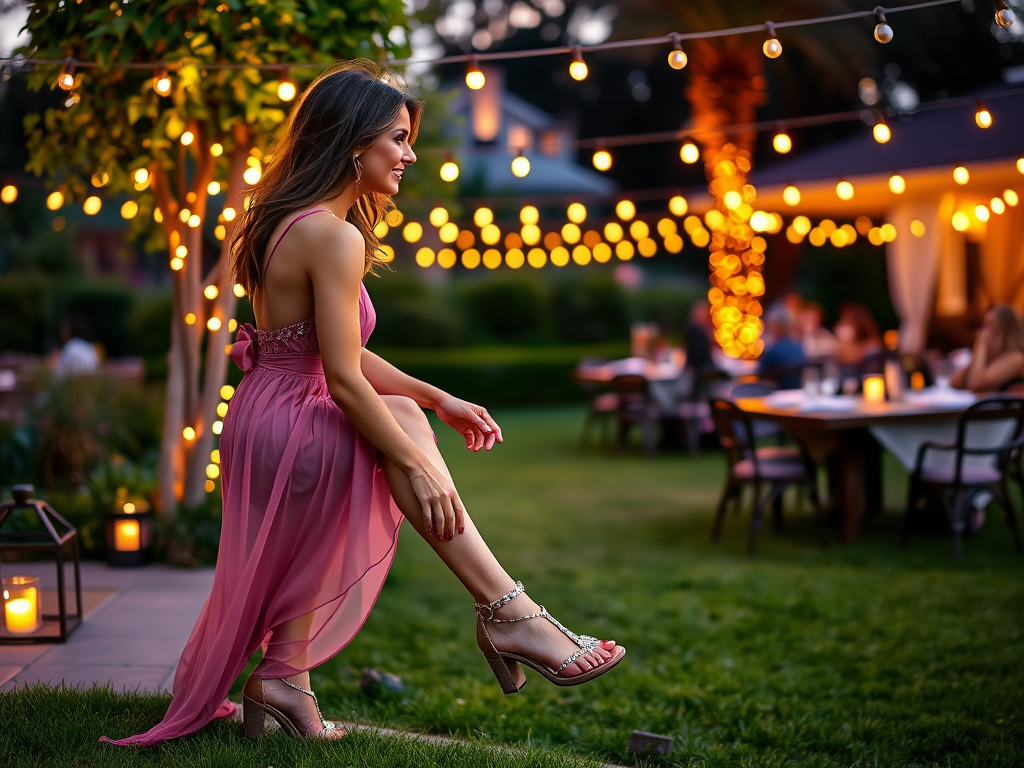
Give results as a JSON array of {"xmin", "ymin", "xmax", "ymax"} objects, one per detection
[{"xmin": 381, "ymin": 395, "xmax": 429, "ymax": 429}]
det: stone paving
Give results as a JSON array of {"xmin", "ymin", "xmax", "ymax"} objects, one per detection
[{"xmin": 0, "ymin": 561, "xmax": 213, "ymax": 693}]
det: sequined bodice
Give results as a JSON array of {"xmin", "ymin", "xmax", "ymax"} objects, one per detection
[{"xmin": 256, "ymin": 318, "xmax": 319, "ymax": 355}]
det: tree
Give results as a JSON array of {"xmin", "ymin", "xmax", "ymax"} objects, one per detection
[
  {"xmin": 619, "ymin": 0, "xmax": 871, "ymax": 357},
  {"xmin": 19, "ymin": 0, "xmax": 409, "ymax": 515}
]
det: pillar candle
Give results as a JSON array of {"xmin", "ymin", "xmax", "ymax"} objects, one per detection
[
  {"xmin": 114, "ymin": 519, "xmax": 141, "ymax": 551},
  {"xmin": 3, "ymin": 580, "xmax": 40, "ymax": 634},
  {"xmin": 863, "ymin": 375, "xmax": 885, "ymax": 404}
]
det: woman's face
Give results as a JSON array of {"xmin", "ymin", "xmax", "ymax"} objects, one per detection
[{"xmin": 357, "ymin": 105, "xmax": 416, "ymax": 196}]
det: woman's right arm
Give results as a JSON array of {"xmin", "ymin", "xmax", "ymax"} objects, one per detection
[{"xmin": 306, "ymin": 217, "xmax": 465, "ymax": 539}]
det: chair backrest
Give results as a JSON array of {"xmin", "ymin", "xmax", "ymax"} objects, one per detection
[
  {"xmin": 709, "ymin": 397, "xmax": 760, "ymax": 469},
  {"xmin": 716, "ymin": 376, "xmax": 777, "ymax": 400},
  {"xmin": 950, "ymin": 396, "xmax": 1024, "ymax": 482}
]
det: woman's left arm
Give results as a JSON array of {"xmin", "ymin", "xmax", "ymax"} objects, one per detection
[{"xmin": 361, "ymin": 348, "xmax": 503, "ymax": 451}]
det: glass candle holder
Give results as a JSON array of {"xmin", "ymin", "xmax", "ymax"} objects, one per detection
[
  {"xmin": 3, "ymin": 575, "xmax": 42, "ymax": 635},
  {"xmin": 863, "ymin": 374, "xmax": 885, "ymax": 404}
]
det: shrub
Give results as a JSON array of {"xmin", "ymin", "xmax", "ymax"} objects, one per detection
[
  {"xmin": 550, "ymin": 273, "xmax": 628, "ymax": 343},
  {"xmin": 461, "ymin": 276, "xmax": 551, "ymax": 342},
  {"xmin": 366, "ymin": 274, "xmax": 465, "ymax": 348},
  {"xmin": 0, "ymin": 272, "xmax": 52, "ymax": 352},
  {"xmin": 61, "ymin": 282, "xmax": 137, "ymax": 358}
]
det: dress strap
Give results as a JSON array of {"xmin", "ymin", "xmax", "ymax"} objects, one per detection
[{"xmin": 263, "ymin": 208, "xmax": 333, "ymax": 275}]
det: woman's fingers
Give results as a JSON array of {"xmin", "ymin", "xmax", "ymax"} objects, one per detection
[
  {"xmin": 440, "ymin": 491, "xmax": 457, "ymax": 539},
  {"xmin": 453, "ymin": 494, "xmax": 466, "ymax": 536}
]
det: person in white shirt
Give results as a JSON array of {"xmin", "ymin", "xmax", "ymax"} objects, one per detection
[{"xmin": 53, "ymin": 315, "xmax": 100, "ymax": 378}]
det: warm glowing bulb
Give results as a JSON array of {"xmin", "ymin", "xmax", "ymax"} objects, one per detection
[
  {"xmin": 204, "ymin": 285, "xmax": 219, "ymax": 300},
  {"xmin": 188, "ymin": 214, "xmax": 201, "ymax": 228},
  {"xmin": 277, "ymin": 80, "xmax": 297, "ymax": 101},
  {"xmin": 772, "ymin": 132, "xmax": 792, "ymax": 154},
  {"xmin": 951, "ymin": 211, "xmax": 970, "ymax": 231},
  {"xmin": 466, "ymin": 64, "xmax": 485, "ymax": 90},
  {"xmin": 430, "ymin": 207, "xmax": 449, "ymax": 226},
  {"xmin": 207, "ymin": 316, "xmax": 222, "ymax": 331},
  {"xmin": 569, "ymin": 51, "xmax": 588, "ymax": 81},
  {"xmin": 616, "ymin": 200, "xmax": 636, "ymax": 221},
  {"xmin": 440, "ymin": 160, "xmax": 460, "ymax": 182},
  {"xmin": 57, "ymin": 66, "xmax": 75, "ymax": 91},
  {"xmin": 763, "ymin": 38, "xmax": 782, "ymax": 58},
  {"xmin": 46, "ymin": 191, "xmax": 64, "ymax": 210},
  {"xmin": 120, "ymin": 200, "xmax": 138, "ymax": 219},
  {"xmin": 991, "ymin": 197, "xmax": 1006, "ymax": 215},
  {"xmin": 511, "ymin": 154, "xmax": 531, "ymax": 177},
  {"xmin": 154, "ymin": 71, "xmax": 172, "ymax": 96},
  {"xmin": 953, "ymin": 166, "xmax": 969, "ymax": 185},
  {"xmin": 592, "ymin": 150, "xmax": 612, "ymax": 171},
  {"xmin": 680, "ymin": 142, "xmax": 699, "ymax": 164},
  {"xmin": 82, "ymin": 196, "xmax": 101, "ymax": 215},
  {"xmin": 996, "ymin": 7, "xmax": 1016, "ymax": 26},
  {"xmin": 519, "ymin": 205, "xmax": 539, "ymax": 225},
  {"xmin": 975, "ymin": 204, "xmax": 990, "ymax": 222},
  {"xmin": 473, "ymin": 207, "xmax": 494, "ymax": 227},
  {"xmin": 180, "ymin": 131, "xmax": 195, "ymax": 146},
  {"xmin": 910, "ymin": 219, "xmax": 926, "ymax": 236},
  {"xmin": 668, "ymin": 196, "xmax": 688, "ymax": 216},
  {"xmin": 134, "ymin": 168, "xmax": 150, "ymax": 185},
  {"xmin": 888, "ymin": 174, "xmax": 906, "ymax": 194},
  {"xmin": 975, "ymin": 105, "xmax": 992, "ymax": 129},
  {"xmin": 207, "ymin": 181, "xmax": 221, "ymax": 195},
  {"xmin": 874, "ymin": 22, "xmax": 893, "ymax": 43},
  {"xmin": 210, "ymin": 143, "xmax": 224, "ymax": 157},
  {"xmin": 222, "ymin": 206, "xmax": 236, "ymax": 222},
  {"xmin": 782, "ymin": 185, "xmax": 801, "ymax": 206},
  {"xmin": 403, "ymin": 221, "xmax": 423, "ymax": 243},
  {"xmin": 667, "ymin": 48, "xmax": 687, "ymax": 70},
  {"xmin": 183, "ymin": 426, "xmax": 196, "ymax": 441},
  {"xmin": 170, "ymin": 257, "xmax": 184, "ymax": 271},
  {"xmin": 873, "ymin": 123, "xmax": 891, "ymax": 143},
  {"xmin": 836, "ymin": 180, "xmax": 854, "ymax": 200},
  {"xmin": 0, "ymin": 185, "xmax": 17, "ymax": 204},
  {"xmin": 567, "ymin": 202, "xmax": 587, "ymax": 223},
  {"xmin": 723, "ymin": 190, "xmax": 742, "ymax": 209},
  {"xmin": 243, "ymin": 166, "xmax": 261, "ymax": 185},
  {"xmin": 221, "ymin": 384, "xmax": 235, "ymax": 400},
  {"xmin": 1005, "ymin": 189, "xmax": 1019, "ymax": 207}
]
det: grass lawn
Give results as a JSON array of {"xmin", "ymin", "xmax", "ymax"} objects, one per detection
[{"xmin": 4, "ymin": 406, "xmax": 1023, "ymax": 767}]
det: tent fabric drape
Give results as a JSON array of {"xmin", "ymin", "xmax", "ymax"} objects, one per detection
[
  {"xmin": 979, "ymin": 202, "xmax": 1024, "ymax": 315},
  {"xmin": 886, "ymin": 199, "xmax": 944, "ymax": 354}
]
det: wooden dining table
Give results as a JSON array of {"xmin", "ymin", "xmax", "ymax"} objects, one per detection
[{"xmin": 733, "ymin": 390, "xmax": 991, "ymax": 543}]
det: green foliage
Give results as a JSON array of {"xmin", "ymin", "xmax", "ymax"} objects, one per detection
[
  {"xmin": 463, "ymin": 276, "xmax": 551, "ymax": 342},
  {"xmin": 157, "ymin": 491, "xmax": 223, "ymax": 568},
  {"xmin": 550, "ymin": 273, "xmax": 629, "ymax": 343},
  {"xmin": 0, "ymin": 271, "xmax": 53, "ymax": 352},
  {"xmin": 20, "ymin": 0, "xmax": 411, "ymax": 220},
  {"xmin": 365, "ymin": 274, "xmax": 465, "ymax": 348}
]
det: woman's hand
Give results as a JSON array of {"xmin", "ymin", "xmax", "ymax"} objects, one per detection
[
  {"xmin": 408, "ymin": 462, "xmax": 465, "ymax": 540},
  {"xmin": 434, "ymin": 396, "xmax": 503, "ymax": 452}
]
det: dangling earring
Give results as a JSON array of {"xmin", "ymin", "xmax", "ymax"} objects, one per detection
[{"xmin": 353, "ymin": 155, "xmax": 363, "ymax": 192}]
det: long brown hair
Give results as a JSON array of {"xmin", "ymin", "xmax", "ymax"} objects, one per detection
[
  {"xmin": 989, "ymin": 304, "xmax": 1024, "ymax": 356},
  {"xmin": 231, "ymin": 60, "xmax": 423, "ymax": 294}
]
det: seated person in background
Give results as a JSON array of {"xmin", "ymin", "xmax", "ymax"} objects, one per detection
[
  {"xmin": 834, "ymin": 302, "xmax": 883, "ymax": 371},
  {"xmin": 799, "ymin": 301, "xmax": 837, "ymax": 360},
  {"xmin": 683, "ymin": 300, "xmax": 719, "ymax": 377},
  {"xmin": 950, "ymin": 304, "xmax": 1024, "ymax": 392},
  {"xmin": 52, "ymin": 315, "xmax": 100, "ymax": 378},
  {"xmin": 757, "ymin": 307, "xmax": 807, "ymax": 389}
]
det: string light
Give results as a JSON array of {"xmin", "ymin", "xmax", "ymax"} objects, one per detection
[
  {"xmin": 430, "ymin": 207, "xmax": 449, "ymax": 226},
  {"xmin": 873, "ymin": 8, "xmax": 893, "ymax": 42},
  {"xmin": 1005, "ymin": 189, "xmax": 1020, "ymax": 206},
  {"xmin": 668, "ymin": 195, "xmax": 688, "ymax": 216},
  {"xmin": 975, "ymin": 100, "xmax": 992, "ymax": 128},
  {"xmin": 277, "ymin": 68, "xmax": 297, "ymax": 101},
  {"xmin": 680, "ymin": 141, "xmax": 700, "ymax": 164},
  {"xmin": 667, "ymin": 33, "xmax": 687, "ymax": 70},
  {"xmin": 567, "ymin": 202, "xmax": 587, "ymax": 223},
  {"xmin": 222, "ymin": 206, "xmax": 236, "ymax": 221},
  {"xmin": 615, "ymin": 200, "xmax": 636, "ymax": 221},
  {"xmin": 991, "ymin": 197, "xmax": 1006, "ymax": 214},
  {"xmin": 170, "ymin": 257, "xmax": 184, "ymax": 270},
  {"xmin": 440, "ymin": 154, "xmax": 460, "ymax": 182},
  {"xmin": 511, "ymin": 150, "xmax": 531, "ymax": 177},
  {"xmin": 569, "ymin": 47, "xmax": 588, "ymax": 81},
  {"xmin": 133, "ymin": 168, "xmax": 149, "ymax": 185},
  {"xmin": 46, "ymin": 190, "xmax": 64, "ymax": 210},
  {"xmin": 83, "ymin": 196, "xmax": 101, "ymax": 215},
  {"xmin": 466, "ymin": 56, "xmax": 486, "ymax": 90},
  {"xmin": 953, "ymin": 165, "xmax": 969, "ymax": 185},
  {"xmin": 243, "ymin": 166, "xmax": 261, "ymax": 185},
  {"xmin": 782, "ymin": 185, "xmax": 801, "ymax": 206},
  {"xmin": 763, "ymin": 22, "xmax": 783, "ymax": 58},
  {"xmin": 872, "ymin": 116, "xmax": 891, "ymax": 143},
  {"xmin": 403, "ymin": 221, "xmax": 423, "ymax": 242},
  {"xmin": 772, "ymin": 129, "xmax": 792, "ymax": 154},
  {"xmin": 57, "ymin": 59, "xmax": 75, "ymax": 91},
  {"xmin": 1, "ymin": 185, "xmax": 17, "ymax": 204},
  {"xmin": 180, "ymin": 130, "xmax": 195, "ymax": 146},
  {"xmin": 183, "ymin": 427, "xmax": 197, "ymax": 441},
  {"xmin": 175, "ymin": 245, "xmax": 188, "ymax": 258},
  {"xmin": 888, "ymin": 173, "xmax": 906, "ymax": 194},
  {"xmin": 210, "ymin": 142, "xmax": 224, "ymax": 157},
  {"xmin": 1018, "ymin": 156, "xmax": 1024, "ymax": 174},
  {"xmin": 153, "ymin": 67, "xmax": 172, "ymax": 96},
  {"xmin": 473, "ymin": 207, "xmax": 494, "ymax": 227},
  {"xmin": 520, "ymin": 205, "xmax": 539, "ymax": 225},
  {"xmin": 975, "ymin": 203, "xmax": 990, "ymax": 222},
  {"xmin": 204, "ymin": 285, "xmax": 219, "ymax": 300},
  {"xmin": 592, "ymin": 149, "xmax": 612, "ymax": 171},
  {"xmin": 836, "ymin": 180, "xmax": 855, "ymax": 200}
]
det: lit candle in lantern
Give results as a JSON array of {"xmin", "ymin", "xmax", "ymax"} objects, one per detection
[
  {"xmin": 3, "ymin": 576, "xmax": 41, "ymax": 634},
  {"xmin": 114, "ymin": 519, "xmax": 141, "ymax": 551},
  {"xmin": 863, "ymin": 375, "xmax": 885, "ymax": 404}
]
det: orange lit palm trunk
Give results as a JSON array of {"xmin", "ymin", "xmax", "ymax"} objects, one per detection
[{"xmin": 686, "ymin": 38, "xmax": 768, "ymax": 359}]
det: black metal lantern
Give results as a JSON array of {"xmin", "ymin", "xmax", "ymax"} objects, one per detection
[
  {"xmin": 0, "ymin": 484, "xmax": 83, "ymax": 643},
  {"xmin": 105, "ymin": 492, "xmax": 154, "ymax": 567}
]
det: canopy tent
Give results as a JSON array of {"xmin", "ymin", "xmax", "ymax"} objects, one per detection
[{"xmin": 746, "ymin": 87, "xmax": 1024, "ymax": 354}]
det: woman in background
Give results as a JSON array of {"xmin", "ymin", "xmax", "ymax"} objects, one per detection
[{"xmin": 951, "ymin": 305, "xmax": 1024, "ymax": 392}]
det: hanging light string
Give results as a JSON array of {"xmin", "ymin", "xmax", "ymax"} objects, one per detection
[{"xmin": 0, "ymin": 0, "xmax": 969, "ymax": 76}]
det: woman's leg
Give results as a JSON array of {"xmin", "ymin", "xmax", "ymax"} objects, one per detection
[{"xmin": 379, "ymin": 396, "xmax": 617, "ymax": 675}]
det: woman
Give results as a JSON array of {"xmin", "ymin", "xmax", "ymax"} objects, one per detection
[
  {"xmin": 951, "ymin": 305, "xmax": 1024, "ymax": 392},
  {"xmin": 101, "ymin": 61, "xmax": 623, "ymax": 747},
  {"xmin": 833, "ymin": 302, "xmax": 883, "ymax": 372}
]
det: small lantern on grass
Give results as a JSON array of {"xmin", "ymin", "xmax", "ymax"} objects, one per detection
[
  {"xmin": 105, "ymin": 489, "xmax": 154, "ymax": 567},
  {"xmin": 0, "ymin": 485, "xmax": 83, "ymax": 643}
]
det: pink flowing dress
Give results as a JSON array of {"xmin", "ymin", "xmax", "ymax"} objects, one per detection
[{"xmin": 102, "ymin": 210, "xmax": 404, "ymax": 746}]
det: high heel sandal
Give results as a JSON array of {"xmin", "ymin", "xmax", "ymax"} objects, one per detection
[
  {"xmin": 475, "ymin": 581, "xmax": 626, "ymax": 695},
  {"xmin": 242, "ymin": 675, "xmax": 345, "ymax": 739}
]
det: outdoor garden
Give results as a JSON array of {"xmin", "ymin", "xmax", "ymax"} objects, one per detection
[{"xmin": 2, "ymin": 0, "xmax": 1024, "ymax": 765}]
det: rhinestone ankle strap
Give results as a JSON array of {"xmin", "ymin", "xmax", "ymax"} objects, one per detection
[
  {"xmin": 475, "ymin": 581, "xmax": 525, "ymax": 620},
  {"xmin": 279, "ymin": 678, "xmax": 335, "ymax": 733}
]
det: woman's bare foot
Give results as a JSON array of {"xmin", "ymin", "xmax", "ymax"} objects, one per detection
[{"xmin": 483, "ymin": 592, "xmax": 620, "ymax": 676}]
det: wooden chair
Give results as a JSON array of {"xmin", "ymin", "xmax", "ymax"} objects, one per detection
[
  {"xmin": 573, "ymin": 363, "xmax": 617, "ymax": 448},
  {"xmin": 609, "ymin": 374, "xmax": 661, "ymax": 458},
  {"xmin": 902, "ymin": 396, "xmax": 1024, "ymax": 562},
  {"xmin": 709, "ymin": 398, "xmax": 827, "ymax": 556},
  {"xmin": 673, "ymin": 367, "xmax": 727, "ymax": 456}
]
